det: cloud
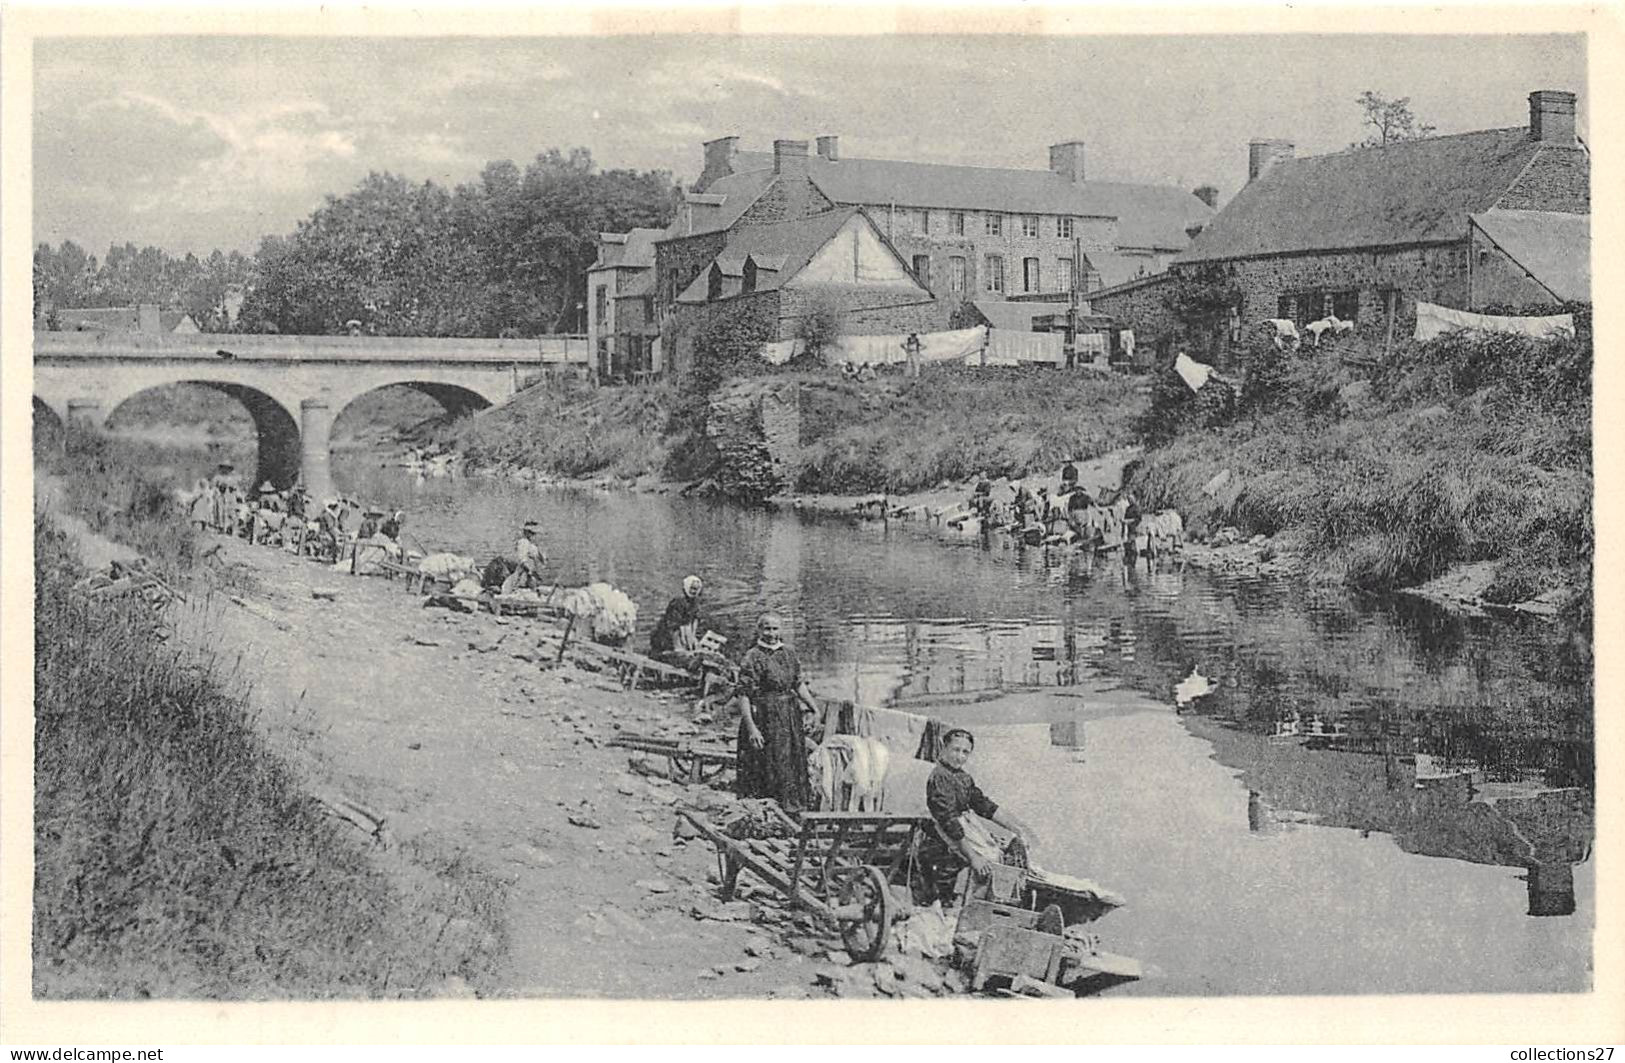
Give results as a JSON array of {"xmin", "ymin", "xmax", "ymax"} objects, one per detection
[{"xmin": 51, "ymin": 89, "xmax": 364, "ymax": 218}]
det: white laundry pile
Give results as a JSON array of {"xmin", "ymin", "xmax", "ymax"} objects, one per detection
[
  {"xmin": 810, "ymin": 734, "xmax": 892, "ymax": 811},
  {"xmin": 418, "ymin": 552, "xmax": 478, "ymax": 582},
  {"xmin": 1174, "ymin": 667, "xmax": 1215, "ymax": 706},
  {"xmin": 1174, "ymin": 352, "xmax": 1213, "ymax": 393},
  {"xmin": 1413, "ymin": 301, "xmax": 1574, "ymax": 342}
]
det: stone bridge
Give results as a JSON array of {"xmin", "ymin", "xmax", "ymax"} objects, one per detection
[{"xmin": 33, "ymin": 330, "xmax": 556, "ymax": 499}]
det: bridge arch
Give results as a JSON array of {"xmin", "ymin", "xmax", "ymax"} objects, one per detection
[
  {"xmin": 332, "ymin": 381, "xmax": 495, "ymax": 440},
  {"xmin": 105, "ymin": 380, "xmax": 302, "ymax": 490}
]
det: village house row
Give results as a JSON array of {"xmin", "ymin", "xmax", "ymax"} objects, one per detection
[{"xmin": 588, "ymin": 87, "xmax": 1589, "ymax": 378}]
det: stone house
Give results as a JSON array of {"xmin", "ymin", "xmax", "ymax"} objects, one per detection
[
  {"xmin": 663, "ymin": 203, "xmax": 937, "ymax": 377},
  {"xmin": 691, "ymin": 134, "xmax": 1213, "ymax": 312},
  {"xmin": 1090, "ymin": 89, "xmax": 1590, "ymax": 362},
  {"xmin": 586, "ymin": 227, "xmax": 663, "ymax": 380}
]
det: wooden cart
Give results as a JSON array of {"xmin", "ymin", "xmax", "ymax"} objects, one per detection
[
  {"xmin": 610, "ymin": 732, "xmax": 736, "ymax": 784},
  {"xmin": 679, "ymin": 807, "xmax": 929, "ymax": 962}
]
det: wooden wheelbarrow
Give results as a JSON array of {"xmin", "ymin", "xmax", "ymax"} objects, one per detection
[
  {"xmin": 610, "ymin": 732, "xmax": 736, "ymax": 784},
  {"xmin": 678, "ymin": 806, "xmax": 929, "ymax": 963}
]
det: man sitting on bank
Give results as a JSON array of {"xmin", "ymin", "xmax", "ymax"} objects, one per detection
[{"xmin": 501, "ymin": 520, "xmax": 547, "ymax": 594}]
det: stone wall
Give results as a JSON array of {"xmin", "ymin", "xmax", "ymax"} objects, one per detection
[
  {"xmin": 737, "ymin": 172, "xmax": 833, "ymax": 225},
  {"xmin": 874, "ymin": 210, "xmax": 1117, "ymax": 307},
  {"xmin": 777, "ymin": 286, "xmax": 944, "ymax": 338},
  {"xmin": 705, "ymin": 379, "xmax": 802, "ymax": 500},
  {"xmin": 1468, "ymin": 227, "xmax": 1566, "ymax": 308},
  {"xmin": 654, "ymin": 231, "xmax": 730, "ymax": 314}
]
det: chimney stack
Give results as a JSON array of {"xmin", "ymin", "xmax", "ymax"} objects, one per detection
[
  {"xmin": 774, "ymin": 138, "xmax": 809, "ymax": 175},
  {"xmin": 139, "ymin": 303, "xmax": 161, "ymax": 333},
  {"xmin": 1248, "ymin": 139, "xmax": 1295, "ymax": 183},
  {"xmin": 698, "ymin": 135, "xmax": 740, "ymax": 191},
  {"xmin": 816, "ymin": 135, "xmax": 840, "ymax": 162},
  {"xmin": 1049, "ymin": 141, "xmax": 1087, "ymax": 184},
  {"xmin": 1528, "ymin": 90, "xmax": 1577, "ymax": 146}
]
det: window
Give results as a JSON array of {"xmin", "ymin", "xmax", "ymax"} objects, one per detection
[
  {"xmin": 949, "ymin": 256, "xmax": 967, "ymax": 293},
  {"xmin": 594, "ymin": 284, "xmax": 609, "ymax": 325},
  {"xmin": 912, "ymin": 254, "xmax": 932, "ymax": 289},
  {"xmin": 1057, "ymin": 217, "xmax": 1074, "ymax": 240},
  {"xmin": 951, "ymin": 212, "xmax": 967, "ymax": 236},
  {"xmin": 1331, "ymin": 290, "xmax": 1359, "ymax": 321},
  {"xmin": 1023, "ymin": 257, "xmax": 1041, "ymax": 293},
  {"xmin": 1021, "ymin": 215, "xmax": 1039, "ymax": 238},
  {"xmin": 986, "ymin": 213, "xmax": 1002, "ymax": 237},
  {"xmin": 1277, "ymin": 294, "xmax": 1299, "ymax": 324},
  {"xmin": 1055, "ymin": 258, "xmax": 1074, "ymax": 292},
  {"xmin": 985, "ymin": 254, "xmax": 1004, "ymax": 293},
  {"xmin": 914, "ymin": 209, "xmax": 930, "ymax": 235},
  {"xmin": 706, "ymin": 265, "xmax": 723, "ymax": 301}
]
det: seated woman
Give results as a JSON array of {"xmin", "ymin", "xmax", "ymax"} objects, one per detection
[{"xmin": 913, "ymin": 728, "xmax": 1035, "ymax": 907}]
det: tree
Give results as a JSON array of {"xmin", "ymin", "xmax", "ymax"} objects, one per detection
[
  {"xmin": 1165, "ymin": 265, "xmax": 1243, "ymax": 364},
  {"xmin": 1352, "ymin": 91, "xmax": 1436, "ymax": 149}
]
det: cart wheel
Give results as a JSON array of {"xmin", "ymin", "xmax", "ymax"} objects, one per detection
[{"xmin": 837, "ymin": 865, "xmax": 893, "ymax": 963}]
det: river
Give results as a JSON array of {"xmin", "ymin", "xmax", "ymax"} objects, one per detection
[{"xmin": 336, "ymin": 455, "xmax": 1594, "ymax": 996}]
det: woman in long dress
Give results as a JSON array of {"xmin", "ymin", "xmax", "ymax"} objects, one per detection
[{"xmin": 734, "ymin": 613, "xmax": 818, "ymax": 813}]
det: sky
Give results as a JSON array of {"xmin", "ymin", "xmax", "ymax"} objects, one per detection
[{"xmin": 32, "ymin": 32, "xmax": 1588, "ymax": 258}]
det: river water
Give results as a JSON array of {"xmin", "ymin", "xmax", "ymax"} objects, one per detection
[{"xmin": 336, "ymin": 456, "xmax": 1594, "ymax": 996}]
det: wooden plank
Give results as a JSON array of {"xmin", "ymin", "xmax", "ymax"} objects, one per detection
[{"xmin": 816, "ymin": 822, "xmax": 852, "ymax": 895}]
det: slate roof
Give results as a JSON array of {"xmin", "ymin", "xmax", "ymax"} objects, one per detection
[
  {"xmin": 1175, "ymin": 127, "xmax": 1568, "ymax": 264},
  {"xmin": 591, "ymin": 227, "xmax": 663, "ymax": 270},
  {"xmin": 1471, "ymin": 209, "xmax": 1590, "ymax": 301},
  {"xmin": 710, "ymin": 151, "xmax": 1212, "ymax": 252},
  {"xmin": 675, "ymin": 207, "xmax": 895, "ymax": 303},
  {"xmin": 663, "ymin": 168, "xmax": 779, "ymax": 240}
]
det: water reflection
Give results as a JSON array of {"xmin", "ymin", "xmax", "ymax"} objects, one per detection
[{"xmin": 334, "ymin": 459, "xmax": 1594, "ymax": 929}]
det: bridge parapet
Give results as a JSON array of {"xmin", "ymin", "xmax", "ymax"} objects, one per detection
[{"xmin": 33, "ymin": 329, "xmax": 583, "ymax": 365}]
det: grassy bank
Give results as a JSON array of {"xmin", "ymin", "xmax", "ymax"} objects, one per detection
[
  {"xmin": 441, "ymin": 379, "xmax": 684, "ymax": 480},
  {"xmin": 1129, "ymin": 312, "xmax": 1591, "ymax": 608},
  {"xmin": 440, "ymin": 366, "xmax": 1146, "ymax": 495},
  {"xmin": 33, "ymin": 435, "xmax": 506, "ymax": 998},
  {"xmin": 792, "ymin": 366, "xmax": 1144, "ymax": 494}
]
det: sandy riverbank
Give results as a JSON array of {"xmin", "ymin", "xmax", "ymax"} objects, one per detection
[{"xmin": 46, "ymin": 499, "xmax": 971, "ymax": 999}]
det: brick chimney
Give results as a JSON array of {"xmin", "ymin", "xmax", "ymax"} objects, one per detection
[
  {"xmin": 698, "ymin": 135, "xmax": 740, "ymax": 191},
  {"xmin": 774, "ymin": 138, "xmax": 809, "ymax": 175},
  {"xmin": 816, "ymin": 135, "xmax": 840, "ymax": 162},
  {"xmin": 1049, "ymin": 141, "xmax": 1087, "ymax": 184},
  {"xmin": 138, "ymin": 303, "xmax": 161, "ymax": 333},
  {"xmin": 1248, "ymin": 139, "xmax": 1295, "ymax": 183},
  {"xmin": 1528, "ymin": 90, "xmax": 1577, "ymax": 146}
]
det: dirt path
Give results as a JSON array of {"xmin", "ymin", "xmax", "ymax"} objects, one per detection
[{"xmin": 45, "ymin": 506, "xmax": 953, "ymax": 1000}]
